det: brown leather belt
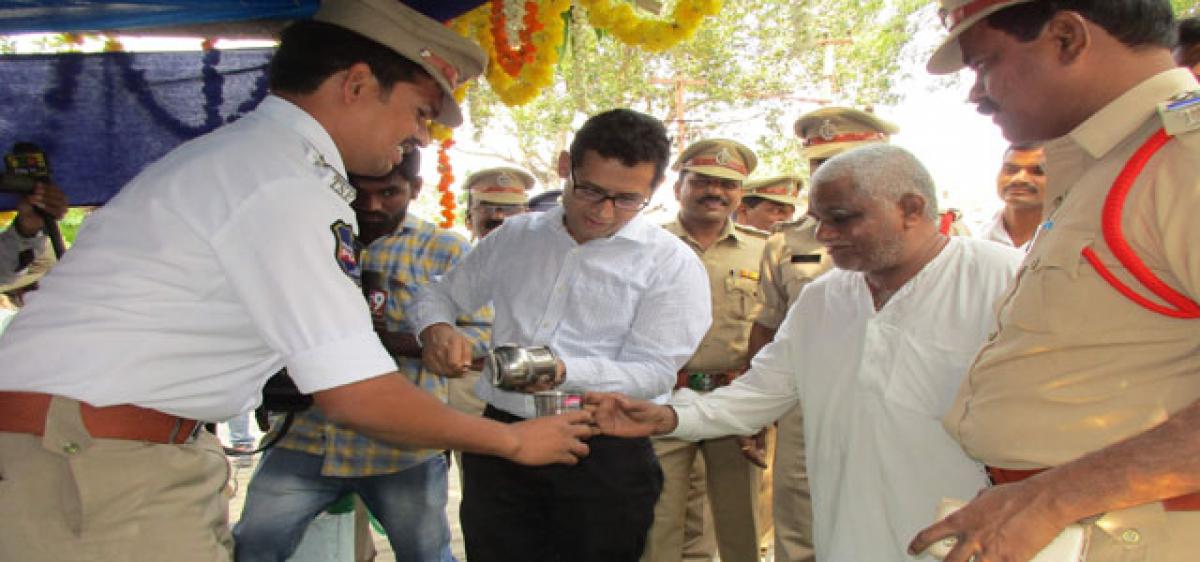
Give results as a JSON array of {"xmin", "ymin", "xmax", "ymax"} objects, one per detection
[
  {"xmin": 675, "ymin": 370, "xmax": 739, "ymax": 392},
  {"xmin": 987, "ymin": 465, "xmax": 1200, "ymax": 512},
  {"xmin": 0, "ymin": 391, "xmax": 201, "ymax": 445}
]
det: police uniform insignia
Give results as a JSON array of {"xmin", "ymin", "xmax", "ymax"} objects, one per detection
[
  {"xmin": 738, "ymin": 269, "xmax": 760, "ymax": 281},
  {"xmin": 715, "ymin": 147, "xmax": 732, "ymax": 166},
  {"xmin": 328, "ymin": 174, "xmax": 356, "ymax": 204},
  {"xmin": 1158, "ymin": 91, "xmax": 1200, "ymax": 136},
  {"xmin": 818, "ymin": 119, "xmax": 837, "ymax": 141},
  {"xmin": 306, "ymin": 145, "xmax": 356, "ymax": 204},
  {"xmin": 330, "ymin": 220, "xmax": 361, "ymax": 282},
  {"xmin": 496, "ymin": 173, "xmax": 515, "ymax": 187}
]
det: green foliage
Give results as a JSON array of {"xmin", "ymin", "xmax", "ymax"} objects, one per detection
[{"xmin": 1173, "ymin": 0, "xmax": 1200, "ymax": 16}]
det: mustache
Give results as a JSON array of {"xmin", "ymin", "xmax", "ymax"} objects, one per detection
[
  {"xmin": 358, "ymin": 212, "xmax": 391, "ymax": 223},
  {"xmin": 1003, "ymin": 181, "xmax": 1038, "ymax": 192},
  {"xmin": 975, "ymin": 98, "xmax": 999, "ymax": 116},
  {"xmin": 699, "ymin": 195, "xmax": 729, "ymax": 206}
]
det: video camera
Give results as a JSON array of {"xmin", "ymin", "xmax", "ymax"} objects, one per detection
[
  {"xmin": 2, "ymin": 142, "xmax": 66, "ymax": 258},
  {"xmin": 1, "ymin": 144, "xmax": 49, "ymax": 195}
]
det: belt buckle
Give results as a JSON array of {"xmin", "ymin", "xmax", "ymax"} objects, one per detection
[
  {"xmin": 687, "ymin": 372, "xmax": 715, "ymax": 392},
  {"xmin": 167, "ymin": 419, "xmax": 202, "ymax": 444}
]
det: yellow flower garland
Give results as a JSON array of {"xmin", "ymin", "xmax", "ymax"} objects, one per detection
[
  {"xmin": 447, "ymin": 0, "xmax": 722, "ymax": 105},
  {"xmin": 576, "ymin": 0, "xmax": 722, "ymax": 52}
]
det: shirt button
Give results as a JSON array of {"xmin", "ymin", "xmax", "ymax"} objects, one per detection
[
  {"xmin": 61, "ymin": 441, "xmax": 81, "ymax": 455},
  {"xmin": 1121, "ymin": 529, "xmax": 1141, "ymax": 544},
  {"xmin": 1053, "ymin": 196, "xmax": 1064, "ymax": 207}
]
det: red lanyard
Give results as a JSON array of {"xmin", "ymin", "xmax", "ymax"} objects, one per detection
[{"xmin": 1079, "ymin": 127, "xmax": 1200, "ymax": 319}]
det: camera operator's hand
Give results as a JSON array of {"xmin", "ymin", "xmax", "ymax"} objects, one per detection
[
  {"xmin": 14, "ymin": 182, "xmax": 68, "ymax": 238},
  {"xmin": 419, "ymin": 322, "xmax": 472, "ymax": 377}
]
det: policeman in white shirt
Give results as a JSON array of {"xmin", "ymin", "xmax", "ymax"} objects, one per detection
[
  {"xmin": 415, "ymin": 108, "xmax": 712, "ymax": 562},
  {"xmin": 588, "ymin": 144, "xmax": 1024, "ymax": 561},
  {"xmin": 979, "ymin": 142, "xmax": 1046, "ymax": 250},
  {"xmin": 0, "ymin": 2, "xmax": 591, "ymax": 561}
]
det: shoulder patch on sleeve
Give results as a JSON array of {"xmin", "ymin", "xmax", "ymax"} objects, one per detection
[{"xmin": 330, "ymin": 220, "xmax": 362, "ymax": 282}]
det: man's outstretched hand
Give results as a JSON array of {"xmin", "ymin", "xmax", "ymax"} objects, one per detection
[{"xmin": 584, "ymin": 392, "xmax": 678, "ymax": 438}]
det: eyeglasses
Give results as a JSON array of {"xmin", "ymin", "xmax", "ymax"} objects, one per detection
[
  {"xmin": 686, "ymin": 174, "xmax": 741, "ymax": 191},
  {"xmin": 569, "ymin": 170, "xmax": 650, "ymax": 211},
  {"xmin": 473, "ymin": 203, "xmax": 528, "ymax": 216}
]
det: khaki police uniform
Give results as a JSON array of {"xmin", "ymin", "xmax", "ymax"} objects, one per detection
[
  {"xmin": 757, "ymin": 106, "xmax": 898, "ymax": 562},
  {"xmin": 650, "ymin": 219, "xmax": 768, "ymax": 562},
  {"xmin": 943, "ymin": 68, "xmax": 1200, "ymax": 562},
  {"xmin": 644, "ymin": 139, "xmax": 768, "ymax": 562}
]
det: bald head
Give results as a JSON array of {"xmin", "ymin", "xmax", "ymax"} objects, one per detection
[{"xmin": 811, "ymin": 144, "xmax": 939, "ymax": 222}]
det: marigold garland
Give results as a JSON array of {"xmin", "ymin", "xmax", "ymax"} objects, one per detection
[
  {"xmin": 452, "ymin": 0, "xmax": 571, "ymax": 106},
  {"xmin": 576, "ymin": 0, "xmax": 722, "ymax": 52},
  {"xmin": 491, "ymin": 0, "xmax": 542, "ymax": 77},
  {"xmin": 435, "ymin": 138, "xmax": 457, "ymax": 228},
  {"xmin": 429, "ymin": 84, "xmax": 470, "ymax": 227}
]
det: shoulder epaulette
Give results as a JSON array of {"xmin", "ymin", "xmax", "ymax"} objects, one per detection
[{"xmin": 1158, "ymin": 91, "xmax": 1200, "ymax": 136}]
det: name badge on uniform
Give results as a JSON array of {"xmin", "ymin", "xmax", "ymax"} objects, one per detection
[{"xmin": 791, "ymin": 254, "xmax": 821, "ymax": 264}]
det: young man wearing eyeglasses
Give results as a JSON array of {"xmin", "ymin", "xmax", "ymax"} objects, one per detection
[
  {"xmin": 643, "ymin": 139, "xmax": 771, "ymax": 562},
  {"xmin": 414, "ymin": 108, "xmax": 712, "ymax": 562}
]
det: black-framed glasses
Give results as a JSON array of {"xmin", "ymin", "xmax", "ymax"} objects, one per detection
[{"xmin": 569, "ymin": 170, "xmax": 650, "ymax": 211}]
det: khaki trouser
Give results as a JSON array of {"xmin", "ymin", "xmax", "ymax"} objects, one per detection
[
  {"xmin": 0, "ymin": 396, "xmax": 232, "ymax": 562},
  {"xmin": 643, "ymin": 435, "xmax": 764, "ymax": 562},
  {"xmin": 682, "ymin": 456, "xmax": 717, "ymax": 561},
  {"xmin": 447, "ymin": 370, "xmax": 486, "ymax": 486},
  {"xmin": 773, "ymin": 405, "xmax": 815, "ymax": 562}
]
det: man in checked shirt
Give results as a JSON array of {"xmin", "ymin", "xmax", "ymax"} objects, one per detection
[{"xmin": 235, "ymin": 149, "xmax": 488, "ymax": 562}]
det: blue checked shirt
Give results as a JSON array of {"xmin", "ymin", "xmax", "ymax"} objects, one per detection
[{"xmin": 277, "ymin": 215, "xmax": 492, "ymax": 476}]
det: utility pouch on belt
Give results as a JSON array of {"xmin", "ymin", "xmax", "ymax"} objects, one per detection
[{"xmin": 230, "ymin": 369, "xmax": 313, "ymax": 457}]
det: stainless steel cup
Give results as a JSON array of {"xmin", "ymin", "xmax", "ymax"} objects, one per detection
[
  {"xmin": 487, "ymin": 344, "xmax": 559, "ymax": 390},
  {"xmin": 533, "ymin": 391, "xmax": 583, "ymax": 417}
]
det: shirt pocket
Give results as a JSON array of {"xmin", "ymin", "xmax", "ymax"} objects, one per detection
[
  {"xmin": 783, "ymin": 258, "xmax": 825, "ymax": 303},
  {"xmin": 1004, "ymin": 229, "xmax": 1093, "ymax": 334},
  {"xmin": 725, "ymin": 275, "xmax": 761, "ymax": 322}
]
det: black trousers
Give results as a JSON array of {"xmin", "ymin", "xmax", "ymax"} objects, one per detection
[{"xmin": 461, "ymin": 405, "xmax": 664, "ymax": 562}]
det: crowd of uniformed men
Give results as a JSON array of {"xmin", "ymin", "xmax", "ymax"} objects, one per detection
[{"xmin": 1, "ymin": 1, "xmax": 1200, "ymax": 562}]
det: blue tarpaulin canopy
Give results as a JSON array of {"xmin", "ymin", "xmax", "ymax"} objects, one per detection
[
  {"xmin": 0, "ymin": 1, "xmax": 482, "ymax": 32},
  {"xmin": 0, "ymin": 0, "xmax": 487, "ymax": 209},
  {"xmin": 0, "ymin": 48, "xmax": 275, "ymax": 208}
]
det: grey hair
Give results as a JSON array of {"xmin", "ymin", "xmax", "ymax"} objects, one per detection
[{"xmin": 811, "ymin": 144, "xmax": 939, "ymax": 222}]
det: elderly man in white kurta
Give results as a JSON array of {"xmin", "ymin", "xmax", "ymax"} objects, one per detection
[{"xmin": 588, "ymin": 144, "xmax": 1023, "ymax": 561}]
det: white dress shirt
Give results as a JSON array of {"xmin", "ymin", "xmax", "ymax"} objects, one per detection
[
  {"xmin": 0, "ymin": 96, "xmax": 396, "ymax": 421},
  {"xmin": 979, "ymin": 210, "xmax": 1032, "ymax": 251},
  {"xmin": 671, "ymin": 237, "xmax": 1022, "ymax": 561},
  {"xmin": 413, "ymin": 205, "xmax": 711, "ymax": 418}
]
